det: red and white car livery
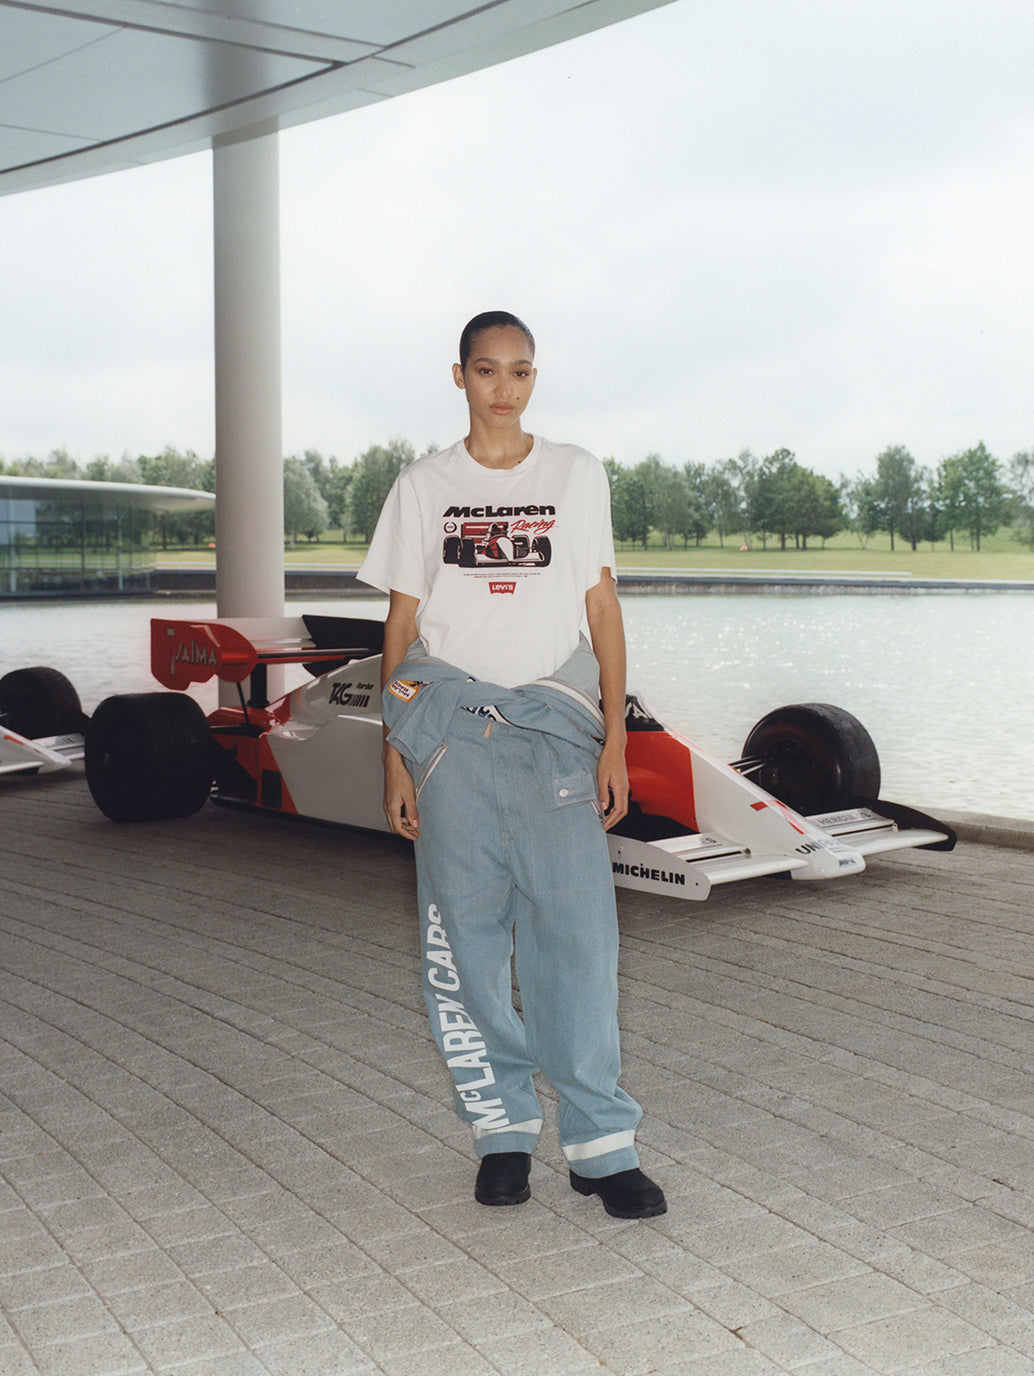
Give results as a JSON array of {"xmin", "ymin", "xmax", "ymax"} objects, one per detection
[{"xmin": 6, "ymin": 613, "xmax": 955, "ymax": 899}]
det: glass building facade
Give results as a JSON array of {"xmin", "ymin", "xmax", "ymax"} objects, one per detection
[{"xmin": 0, "ymin": 477, "xmax": 214, "ymax": 598}]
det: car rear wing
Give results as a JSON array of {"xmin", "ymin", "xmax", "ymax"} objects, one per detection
[{"xmin": 151, "ymin": 614, "xmax": 385, "ymax": 691}]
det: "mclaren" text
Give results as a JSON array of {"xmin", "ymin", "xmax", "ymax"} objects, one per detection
[
  {"xmin": 425, "ymin": 905, "xmax": 510, "ymax": 1133},
  {"xmin": 443, "ymin": 504, "xmax": 556, "ymax": 517}
]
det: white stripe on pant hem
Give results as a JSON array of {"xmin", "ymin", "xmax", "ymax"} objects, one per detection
[
  {"xmin": 472, "ymin": 1117, "xmax": 543, "ymax": 1140},
  {"xmin": 563, "ymin": 1130, "xmax": 637, "ymax": 1162}
]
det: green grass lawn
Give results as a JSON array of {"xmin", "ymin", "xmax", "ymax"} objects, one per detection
[
  {"xmin": 611, "ymin": 539, "xmax": 1034, "ymax": 580},
  {"xmin": 155, "ymin": 526, "xmax": 1034, "ymax": 581}
]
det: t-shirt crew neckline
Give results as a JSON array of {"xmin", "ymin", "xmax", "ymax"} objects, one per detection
[{"xmin": 460, "ymin": 435, "xmax": 540, "ymax": 477}]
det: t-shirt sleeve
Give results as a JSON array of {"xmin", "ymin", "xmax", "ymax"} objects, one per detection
[
  {"xmin": 588, "ymin": 458, "xmax": 618, "ymax": 586},
  {"xmin": 356, "ymin": 473, "xmax": 428, "ymax": 600}
]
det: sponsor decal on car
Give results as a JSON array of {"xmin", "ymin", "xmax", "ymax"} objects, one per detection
[
  {"xmin": 611, "ymin": 862, "xmax": 688, "ymax": 887},
  {"xmin": 329, "ymin": 684, "xmax": 371, "ymax": 708},
  {"xmin": 172, "ymin": 638, "xmax": 217, "ymax": 671},
  {"xmin": 170, "ymin": 638, "xmax": 218, "ymax": 675}
]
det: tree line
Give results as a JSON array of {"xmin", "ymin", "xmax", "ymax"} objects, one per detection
[
  {"xmin": 602, "ymin": 442, "xmax": 1033, "ymax": 553},
  {"xmin": 0, "ymin": 441, "xmax": 419, "ymax": 548},
  {"xmin": 4, "ymin": 438, "xmax": 1034, "ymax": 553}
]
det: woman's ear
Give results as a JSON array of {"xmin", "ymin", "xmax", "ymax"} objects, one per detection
[{"xmin": 452, "ymin": 362, "xmax": 466, "ymax": 391}]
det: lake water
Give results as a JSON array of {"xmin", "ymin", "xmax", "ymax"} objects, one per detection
[{"xmin": 2, "ymin": 592, "xmax": 1031, "ymax": 819}]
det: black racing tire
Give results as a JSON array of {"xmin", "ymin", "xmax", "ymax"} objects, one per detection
[
  {"xmin": 740, "ymin": 702, "xmax": 881, "ymax": 815},
  {"xmin": 530, "ymin": 535, "xmax": 552, "ymax": 564},
  {"xmin": 85, "ymin": 692, "xmax": 213, "ymax": 823},
  {"xmin": 0, "ymin": 666, "xmax": 84, "ymax": 739},
  {"xmin": 442, "ymin": 536, "xmax": 461, "ymax": 563},
  {"xmin": 458, "ymin": 538, "xmax": 478, "ymax": 568}
]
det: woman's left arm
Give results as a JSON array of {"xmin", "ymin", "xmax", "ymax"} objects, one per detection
[{"xmin": 585, "ymin": 569, "xmax": 629, "ymax": 830}]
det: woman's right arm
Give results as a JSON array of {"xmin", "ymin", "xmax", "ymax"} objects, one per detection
[{"xmin": 380, "ymin": 589, "xmax": 422, "ymax": 840}]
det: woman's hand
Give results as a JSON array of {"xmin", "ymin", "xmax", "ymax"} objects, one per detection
[
  {"xmin": 383, "ymin": 743, "xmax": 419, "ymax": 840},
  {"xmin": 597, "ymin": 738, "xmax": 629, "ymax": 831},
  {"xmin": 586, "ymin": 570, "xmax": 629, "ymax": 832}
]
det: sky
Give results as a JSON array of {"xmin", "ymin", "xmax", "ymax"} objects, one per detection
[{"xmin": 3, "ymin": 0, "xmax": 1034, "ymax": 483}]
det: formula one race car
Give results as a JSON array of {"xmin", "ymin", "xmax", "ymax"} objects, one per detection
[
  {"xmin": 43, "ymin": 612, "xmax": 952, "ymax": 901},
  {"xmin": 442, "ymin": 520, "xmax": 552, "ymax": 568},
  {"xmin": 0, "ymin": 667, "xmax": 87, "ymax": 778}
]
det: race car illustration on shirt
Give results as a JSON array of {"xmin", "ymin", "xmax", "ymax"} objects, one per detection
[
  {"xmin": 5, "ymin": 612, "xmax": 956, "ymax": 902},
  {"xmin": 442, "ymin": 520, "xmax": 552, "ymax": 568}
]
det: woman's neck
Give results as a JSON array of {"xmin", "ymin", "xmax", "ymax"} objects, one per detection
[{"xmin": 464, "ymin": 428, "xmax": 534, "ymax": 470}]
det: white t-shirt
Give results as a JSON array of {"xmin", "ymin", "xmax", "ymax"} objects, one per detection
[{"xmin": 358, "ymin": 437, "xmax": 616, "ymax": 687}]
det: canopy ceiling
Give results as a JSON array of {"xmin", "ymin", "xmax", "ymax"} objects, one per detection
[{"xmin": 1, "ymin": 0, "xmax": 675, "ymax": 196}]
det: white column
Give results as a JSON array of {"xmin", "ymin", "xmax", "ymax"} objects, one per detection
[{"xmin": 212, "ymin": 132, "xmax": 284, "ymax": 623}]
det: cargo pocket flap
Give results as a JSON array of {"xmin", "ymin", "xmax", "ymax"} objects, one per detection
[{"xmin": 549, "ymin": 768, "xmax": 598, "ymax": 810}]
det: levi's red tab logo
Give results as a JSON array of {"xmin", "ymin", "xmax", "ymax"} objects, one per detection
[{"xmin": 489, "ymin": 581, "xmax": 516, "ymax": 594}]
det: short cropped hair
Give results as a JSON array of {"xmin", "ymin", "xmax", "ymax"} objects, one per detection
[{"xmin": 458, "ymin": 311, "xmax": 536, "ymax": 369}]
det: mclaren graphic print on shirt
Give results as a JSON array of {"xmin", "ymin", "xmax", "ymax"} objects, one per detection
[{"xmin": 440, "ymin": 503, "xmax": 554, "ymax": 581}]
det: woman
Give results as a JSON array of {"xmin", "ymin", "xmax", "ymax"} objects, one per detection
[{"xmin": 358, "ymin": 311, "xmax": 665, "ymax": 1218}]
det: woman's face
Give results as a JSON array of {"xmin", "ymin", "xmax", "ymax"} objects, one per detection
[{"xmin": 453, "ymin": 325, "xmax": 537, "ymax": 431}]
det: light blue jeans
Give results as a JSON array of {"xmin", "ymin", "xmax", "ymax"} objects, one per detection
[{"xmin": 413, "ymin": 707, "xmax": 642, "ymax": 1178}]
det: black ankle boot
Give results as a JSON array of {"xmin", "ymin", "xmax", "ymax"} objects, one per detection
[
  {"xmin": 570, "ymin": 1167, "xmax": 666, "ymax": 1218},
  {"xmin": 475, "ymin": 1152, "xmax": 532, "ymax": 1205}
]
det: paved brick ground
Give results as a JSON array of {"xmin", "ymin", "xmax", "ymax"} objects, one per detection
[{"xmin": 3, "ymin": 773, "xmax": 1034, "ymax": 1375}]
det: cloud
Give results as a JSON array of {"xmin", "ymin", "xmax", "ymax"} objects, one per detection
[{"xmin": 2, "ymin": 0, "xmax": 1034, "ymax": 478}]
